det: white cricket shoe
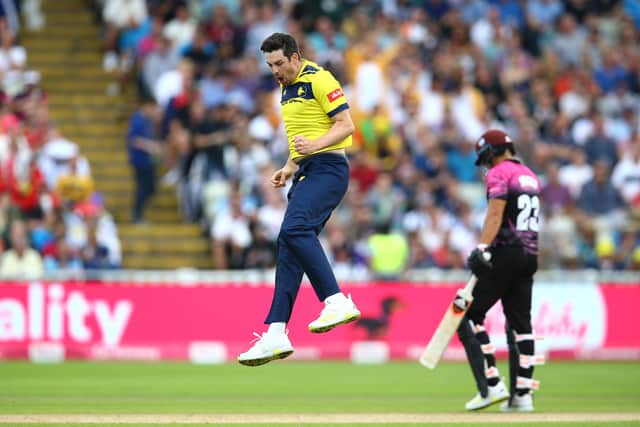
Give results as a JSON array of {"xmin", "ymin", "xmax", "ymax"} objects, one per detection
[
  {"xmin": 308, "ymin": 294, "xmax": 361, "ymax": 333},
  {"xmin": 500, "ymin": 392, "xmax": 534, "ymax": 412},
  {"xmin": 237, "ymin": 332, "xmax": 294, "ymax": 367},
  {"xmin": 465, "ymin": 380, "xmax": 510, "ymax": 411}
]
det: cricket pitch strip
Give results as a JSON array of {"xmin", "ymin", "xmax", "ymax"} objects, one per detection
[{"xmin": 1, "ymin": 413, "xmax": 639, "ymax": 424}]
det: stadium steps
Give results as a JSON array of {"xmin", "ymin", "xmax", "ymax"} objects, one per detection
[{"xmin": 20, "ymin": 0, "xmax": 212, "ymax": 270}]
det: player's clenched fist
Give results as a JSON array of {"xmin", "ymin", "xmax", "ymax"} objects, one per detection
[{"xmin": 293, "ymin": 135, "xmax": 316, "ymax": 154}]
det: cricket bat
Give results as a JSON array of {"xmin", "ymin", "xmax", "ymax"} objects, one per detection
[{"xmin": 419, "ymin": 275, "xmax": 478, "ymax": 369}]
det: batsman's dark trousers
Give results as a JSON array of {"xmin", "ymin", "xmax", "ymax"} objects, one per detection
[
  {"xmin": 265, "ymin": 153, "xmax": 349, "ymax": 323},
  {"xmin": 462, "ymin": 245, "xmax": 538, "ymax": 395},
  {"xmin": 467, "ymin": 245, "xmax": 538, "ymax": 331}
]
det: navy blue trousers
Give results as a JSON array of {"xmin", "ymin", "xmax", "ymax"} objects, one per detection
[{"xmin": 265, "ymin": 153, "xmax": 349, "ymax": 323}]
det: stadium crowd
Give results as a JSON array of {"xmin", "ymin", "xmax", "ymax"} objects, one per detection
[
  {"xmin": 0, "ymin": 0, "xmax": 122, "ymax": 279},
  {"xmin": 103, "ymin": 0, "xmax": 640, "ymax": 275}
]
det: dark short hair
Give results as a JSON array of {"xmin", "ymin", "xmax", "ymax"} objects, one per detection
[{"xmin": 260, "ymin": 33, "xmax": 300, "ymax": 59}]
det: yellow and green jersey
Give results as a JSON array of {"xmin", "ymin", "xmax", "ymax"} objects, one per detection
[{"xmin": 280, "ymin": 60, "xmax": 352, "ymax": 160}]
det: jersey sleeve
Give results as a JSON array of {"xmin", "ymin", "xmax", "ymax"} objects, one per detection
[
  {"xmin": 313, "ymin": 71, "xmax": 349, "ymax": 118},
  {"xmin": 486, "ymin": 167, "xmax": 509, "ymax": 200}
]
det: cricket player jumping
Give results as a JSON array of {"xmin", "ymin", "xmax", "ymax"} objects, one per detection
[
  {"xmin": 237, "ymin": 33, "xmax": 360, "ymax": 367},
  {"xmin": 457, "ymin": 129, "xmax": 544, "ymax": 412}
]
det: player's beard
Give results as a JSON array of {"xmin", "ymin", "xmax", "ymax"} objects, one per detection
[
  {"xmin": 278, "ymin": 66, "xmax": 296, "ymax": 85},
  {"xmin": 277, "ymin": 76, "xmax": 291, "ymax": 85}
]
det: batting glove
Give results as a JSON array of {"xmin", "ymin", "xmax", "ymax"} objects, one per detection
[{"xmin": 467, "ymin": 245, "xmax": 492, "ymax": 277}]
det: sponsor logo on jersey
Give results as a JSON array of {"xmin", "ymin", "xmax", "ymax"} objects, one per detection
[
  {"xmin": 281, "ymin": 82, "xmax": 313, "ymax": 103},
  {"xmin": 327, "ymin": 88, "xmax": 343, "ymax": 102}
]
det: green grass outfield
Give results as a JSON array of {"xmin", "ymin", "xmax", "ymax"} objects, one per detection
[{"xmin": 0, "ymin": 360, "xmax": 639, "ymax": 426}]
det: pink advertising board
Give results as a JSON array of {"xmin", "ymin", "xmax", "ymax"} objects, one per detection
[{"xmin": 0, "ymin": 281, "xmax": 638, "ymax": 361}]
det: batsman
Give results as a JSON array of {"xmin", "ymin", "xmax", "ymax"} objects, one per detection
[{"xmin": 458, "ymin": 129, "xmax": 544, "ymax": 412}]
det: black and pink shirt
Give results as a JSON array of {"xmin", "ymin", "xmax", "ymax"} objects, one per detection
[{"xmin": 486, "ymin": 159, "xmax": 541, "ymax": 255}]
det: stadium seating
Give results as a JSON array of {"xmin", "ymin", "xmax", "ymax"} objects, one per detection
[{"xmin": 21, "ymin": 0, "xmax": 210, "ymax": 269}]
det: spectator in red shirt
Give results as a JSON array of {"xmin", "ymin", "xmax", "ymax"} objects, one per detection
[{"xmin": 8, "ymin": 157, "xmax": 46, "ymax": 219}]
